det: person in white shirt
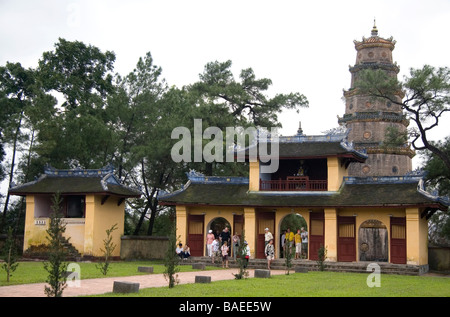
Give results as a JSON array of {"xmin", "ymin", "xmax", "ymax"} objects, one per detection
[
  {"xmin": 264, "ymin": 228, "xmax": 273, "ymax": 247},
  {"xmin": 211, "ymin": 238, "xmax": 220, "ymax": 264}
]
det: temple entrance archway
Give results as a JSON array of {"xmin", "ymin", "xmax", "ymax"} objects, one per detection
[
  {"xmin": 206, "ymin": 217, "xmax": 232, "ymax": 256},
  {"xmin": 358, "ymin": 219, "xmax": 388, "ymax": 262},
  {"xmin": 279, "ymin": 213, "xmax": 308, "ymax": 259}
]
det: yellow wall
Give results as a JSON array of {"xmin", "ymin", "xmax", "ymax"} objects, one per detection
[
  {"xmin": 23, "ymin": 194, "xmax": 125, "ymax": 258},
  {"xmin": 406, "ymin": 208, "xmax": 428, "ymax": 265},
  {"xmin": 327, "ymin": 157, "xmax": 348, "ymax": 191},
  {"xmin": 249, "ymin": 161, "xmax": 260, "ymax": 191},
  {"xmin": 23, "ymin": 195, "xmax": 49, "ymax": 251},
  {"xmin": 324, "ymin": 208, "xmax": 338, "ymax": 261},
  {"xmin": 244, "ymin": 207, "xmax": 256, "ymax": 258},
  {"xmin": 84, "ymin": 195, "xmax": 125, "ymax": 257}
]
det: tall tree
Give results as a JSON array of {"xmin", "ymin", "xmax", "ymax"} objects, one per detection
[
  {"xmin": 422, "ymin": 137, "xmax": 450, "ymax": 245},
  {"xmin": 355, "ymin": 65, "xmax": 450, "ymax": 172},
  {"xmin": 0, "ymin": 62, "xmax": 38, "ymax": 230},
  {"xmin": 34, "ymin": 38, "xmax": 117, "ymax": 169},
  {"xmin": 188, "ymin": 60, "xmax": 309, "ymax": 176}
]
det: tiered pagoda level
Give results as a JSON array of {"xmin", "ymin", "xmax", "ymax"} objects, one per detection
[{"xmin": 339, "ymin": 23, "xmax": 414, "ymax": 176}]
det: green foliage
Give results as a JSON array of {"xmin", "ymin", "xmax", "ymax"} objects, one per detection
[
  {"xmin": 382, "ymin": 125, "xmax": 408, "ymax": 148},
  {"xmin": 43, "ymin": 193, "xmax": 68, "ymax": 297},
  {"xmin": 317, "ymin": 245, "xmax": 327, "ymax": 271},
  {"xmin": 163, "ymin": 223, "xmax": 180, "ymax": 288},
  {"xmin": 284, "ymin": 242, "xmax": 295, "ymax": 275},
  {"xmin": 233, "ymin": 231, "xmax": 249, "ymax": 280},
  {"xmin": 96, "ymin": 223, "xmax": 118, "ymax": 276},
  {"xmin": 1, "ymin": 227, "xmax": 19, "ymax": 282},
  {"xmin": 355, "ymin": 65, "xmax": 450, "ymax": 171},
  {"xmin": 1, "ymin": 39, "xmax": 310, "ymax": 237},
  {"xmin": 423, "ymin": 137, "xmax": 450, "ymax": 245}
]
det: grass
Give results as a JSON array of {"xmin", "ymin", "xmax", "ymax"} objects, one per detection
[
  {"xmin": 95, "ymin": 271, "xmax": 450, "ymax": 297},
  {"xmin": 1, "ymin": 261, "xmax": 449, "ymax": 297},
  {"xmin": 0, "ymin": 260, "xmax": 221, "ymax": 286}
]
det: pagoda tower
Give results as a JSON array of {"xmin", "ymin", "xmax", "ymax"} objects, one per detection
[{"xmin": 339, "ymin": 22, "xmax": 414, "ymax": 176}]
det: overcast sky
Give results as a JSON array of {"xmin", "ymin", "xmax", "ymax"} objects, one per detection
[{"xmin": 1, "ymin": 0, "xmax": 450, "ymax": 168}]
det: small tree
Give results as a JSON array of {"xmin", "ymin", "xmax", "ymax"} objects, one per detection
[
  {"xmin": 317, "ymin": 245, "xmax": 327, "ymax": 272},
  {"xmin": 164, "ymin": 223, "xmax": 180, "ymax": 288},
  {"xmin": 44, "ymin": 193, "xmax": 68, "ymax": 297},
  {"xmin": 233, "ymin": 231, "xmax": 249, "ymax": 280},
  {"xmin": 1, "ymin": 227, "xmax": 19, "ymax": 282},
  {"xmin": 96, "ymin": 223, "xmax": 118, "ymax": 276},
  {"xmin": 284, "ymin": 242, "xmax": 295, "ymax": 275}
]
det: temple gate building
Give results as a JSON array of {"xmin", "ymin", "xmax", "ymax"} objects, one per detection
[
  {"xmin": 9, "ymin": 165, "xmax": 141, "ymax": 258},
  {"xmin": 158, "ymin": 25, "xmax": 449, "ymax": 272}
]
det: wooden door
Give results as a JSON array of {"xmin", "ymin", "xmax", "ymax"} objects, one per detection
[
  {"xmin": 309, "ymin": 211, "xmax": 324, "ymax": 260},
  {"xmin": 337, "ymin": 216, "xmax": 356, "ymax": 262},
  {"xmin": 187, "ymin": 215, "xmax": 204, "ymax": 256},
  {"xmin": 390, "ymin": 217, "xmax": 406, "ymax": 264},
  {"xmin": 233, "ymin": 214, "xmax": 244, "ymax": 257},
  {"xmin": 256, "ymin": 212, "xmax": 275, "ymax": 259}
]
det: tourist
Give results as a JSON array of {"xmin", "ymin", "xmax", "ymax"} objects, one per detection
[
  {"xmin": 220, "ymin": 227, "xmax": 231, "ymax": 247},
  {"xmin": 176, "ymin": 243, "xmax": 185, "ymax": 259},
  {"xmin": 265, "ymin": 239, "xmax": 275, "ymax": 270},
  {"xmin": 264, "ymin": 228, "xmax": 273, "ymax": 247},
  {"xmin": 206, "ymin": 229, "xmax": 215, "ymax": 257},
  {"xmin": 232, "ymin": 232, "xmax": 240, "ymax": 259},
  {"xmin": 281, "ymin": 230, "xmax": 286, "ymax": 257},
  {"xmin": 211, "ymin": 237, "xmax": 220, "ymax": 264},
  {"xmin": 221, "ymin": 240, "xmax": 229, "ymax": 268},
  {"xmin": 301, "ymin": 227, "xmax": 308, "ymax": 258},
  {"xmin": 183, "ymin": 244, "xmax": 191, "ymax": 260},
  {"xmin": 295, "ymin": 229, "xmax": 302, "ymax": 259},
  {"xmin": 243, "ymin": 241, "xmax": 251, "ymax": 268},
  {"xmin": 284, "ymin": 228, "xmax": 294, "ymax": 258}
]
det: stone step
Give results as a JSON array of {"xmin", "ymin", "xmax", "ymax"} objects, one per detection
[{"xmin": 183, "ymin": 257, "xmax": 421, "ymax": 275}]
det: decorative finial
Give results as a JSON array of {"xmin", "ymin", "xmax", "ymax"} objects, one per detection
[
  {"xmin": 297, "ymin": 121, "xmax": 303, "ymax": 135},
  {"xmin": 371, "ymin": 18, "xmax": 378, "ymax": 36}
]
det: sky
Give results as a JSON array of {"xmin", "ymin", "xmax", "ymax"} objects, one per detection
[{"xmin": 1, "ymin": 0, "xmax": 450, "ymax": 169}]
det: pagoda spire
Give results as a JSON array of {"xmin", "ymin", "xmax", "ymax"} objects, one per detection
[{"xmin": 371, "ymin": 18, "xmax": 378, "ymax": 36}]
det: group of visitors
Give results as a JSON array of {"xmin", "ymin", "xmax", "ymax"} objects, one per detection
[
  {"xmin": 175, "ymin": 243, "xmax": 191, "ymax": 260},
  {"xmin": 281, "ymin": 227, "xmax": 308, "ymax": 259},
  {"xmin": 179, "ymin": 225, "xmax": 308, "ymax": 270},
  {"xmin": 206, "ymin": 227, "xmax": 251, "ymax": 268}
]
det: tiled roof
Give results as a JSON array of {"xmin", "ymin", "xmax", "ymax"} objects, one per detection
[
  {"xmin": 159, "ymin": 176, "xmax": 448, "ymax": 211},
  {"xmin": 9, "ymin": 166, "xmax": 141, "ymax": 197}
]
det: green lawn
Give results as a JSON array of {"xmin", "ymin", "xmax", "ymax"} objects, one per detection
[
  {"xmin": 1, "ymin": 261, "xmax": 449, "ymax": 297},
  {"xmin": 95, "ymin": 271, "xmax": 450, "ymax": 297},
  {"xmin": 0, "ymin": 261, "xmax": 219, "ymax": 286}
]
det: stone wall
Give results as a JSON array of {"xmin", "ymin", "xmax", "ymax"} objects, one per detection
[
  {"xmin": 428, "ymin": 246, "xmax": 450, "ymax": 272},
  {"xmin": 120, "ymin": 236, "xmax": 169, "ymax": 260}
]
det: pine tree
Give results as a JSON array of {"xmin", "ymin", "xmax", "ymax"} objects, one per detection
[{"xmin": 43, "ymin": 193, "xmax": 68, "ymax": 297}]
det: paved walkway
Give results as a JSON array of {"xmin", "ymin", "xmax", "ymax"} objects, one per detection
[{"xmin": 0, "ymin": 268, "xmax": 285, "ymax": 297}]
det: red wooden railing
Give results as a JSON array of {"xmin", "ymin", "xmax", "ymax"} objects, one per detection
[{"xmin": 260, "ymin": 176, "xmax": 327, "ymax": 191}]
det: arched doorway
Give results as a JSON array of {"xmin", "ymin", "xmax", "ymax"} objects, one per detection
[
  {"xmin": 279, "ymin": 213, "xmax": 308, "ymax": 259},
  {"xmin": 206, "ymin": 217, "xmax": 232, "ymax": 256},
  {"xmin": 358, "ymin": 219, "xmax": 388, "ymax": 262}
]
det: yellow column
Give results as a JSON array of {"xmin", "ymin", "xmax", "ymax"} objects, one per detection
[
  {"xmin": 83, "ymin": 194, "xmax": 95, "ymax": 256},
  {"xmin": 327, "ymin": 157, "xmax": 347, "ymax": 191},
  {"xmin": 406, "ymin": 208, "xmax": 428, "ymax": 265},
  {"xmin": 244, "ymin": 207, "xmax": 256, "ymax": 258},
  {"xmin": 23, "ymin": 195, "xmax": 35, "ymax": 252},
  {"xmin": 176, "ymin": 206, "xmax": 188, "ymax": 246},
  {"xmin": 324, "ymin": 208, "xmax": 337, "ymax": 261},
  {"xmin": 249, "ymin": 161, "xmax": 260, "ymax": 191}
]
